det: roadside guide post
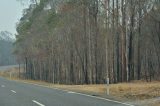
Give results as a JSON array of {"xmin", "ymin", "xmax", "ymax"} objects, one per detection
[
  {"xmin": 10, "ymin": 72, "xmax": 12, "ymax": 79},
  {"xmin": 107, "ymin": 78, "xmax": 110, "ymax": 95}
]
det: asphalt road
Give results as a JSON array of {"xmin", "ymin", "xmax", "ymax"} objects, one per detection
[
  {"xmin": 0, "ymin": 77, "xmax": 134, "ymax": 106},
  {"xmin": 0, "ymin": 65, "xmax": 19, "ymax": 71}
]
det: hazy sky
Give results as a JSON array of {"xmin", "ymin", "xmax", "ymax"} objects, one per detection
[{"xmin": 0, "ymin": 0, "xmax": 29, "ymax": 35}]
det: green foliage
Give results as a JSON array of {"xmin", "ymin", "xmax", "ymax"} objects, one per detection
[
  {"xmin": 46, "ymin": 12, "xmax": 60, "ymax": 28},
  {"xmin": 17, "ymin": 21, "xmax": 32, "ymax": 34}
]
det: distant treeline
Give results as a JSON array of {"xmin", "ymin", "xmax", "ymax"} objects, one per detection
[
  {"xmin": 15, "ymin": 0, "xmax": 160, "ymax": 84},
  {"xmin": 0, "ymin": 31, "xmax": 16, "ymax": 66}
]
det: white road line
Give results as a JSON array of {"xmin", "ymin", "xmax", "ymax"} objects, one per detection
[
  {"xmin": 32, "ymin": 100, "xmax": 45, "ymax": 106},
  {"xmin": 67, "ymin": 90, "xmax": 134, "ymax": 106},
  {"xmin": 11, "ymin": 90, "xmax": 16, "ymax": 93},
  {"xmin": 1, "ymin": 85, "xmax": 5, "ymax": 87},
  {"xmin": 68, "ymin": 92, "xmax": 134, "ymax": 106},
  {"xmin": 53, "ymin": 88, "xmax": 59, "ymax": 90},
  {"xmin": 17, "ymin": 81, "xmax": 134, "ymax": 106},
  {"xmin": 67, "ymin": 91, "xmax": 75, "ymax": 94}
]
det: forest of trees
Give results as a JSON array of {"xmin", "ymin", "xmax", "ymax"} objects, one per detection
[
  {"xmin": 0, "ymin": 31, "xmax": 16, "ymax": 66},
  {"xmin": 15, "ymin": 0, "xmax": 160, "ymax": 84}
]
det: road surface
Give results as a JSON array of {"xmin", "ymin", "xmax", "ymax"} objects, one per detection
[
  {"xmin": 0, "ymin": 65, "xmax": 19, "ymax": 71},
  {"xmin": 0, "ymin": 77, "xmax": 134, "ymax": 106}
]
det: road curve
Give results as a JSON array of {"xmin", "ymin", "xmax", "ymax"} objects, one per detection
[
  {"xmin": 0, "ymin": 77, "xmax": 134, "ymax": 106},
  {"xmin": 0, "ymin": 65, "xmax": 19, "ymax": 71}
]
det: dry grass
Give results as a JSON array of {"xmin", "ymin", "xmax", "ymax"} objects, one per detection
[
  {"xmin": 149, "ymin": 101, "xmax": 160, "ymax": 106},
  {"xmin": 109, "ymin": 81, "xmax": 160, "ymax": 100},
  {"xmin": 19, "ymin": 80, "xmax": 160, "ymax": 106},
  {"xmin": 153, "ymin": 101, "xmax": 160, "ymax": 106},
  {"xmin": 12, "ymin": 79, "xmax": 160, "ymax": 100},
  {"xmin": 0, "ymin": 67, "xmax": 20, "ymax": 78}
]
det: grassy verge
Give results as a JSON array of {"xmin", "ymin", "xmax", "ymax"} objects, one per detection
[
  {"xmin": 0, "ymin": 69, "xmax": 160, "ymax": 106},
  {"xmin": 0, "ymin": 67, "xmax": 20, "ymax": 78}
]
